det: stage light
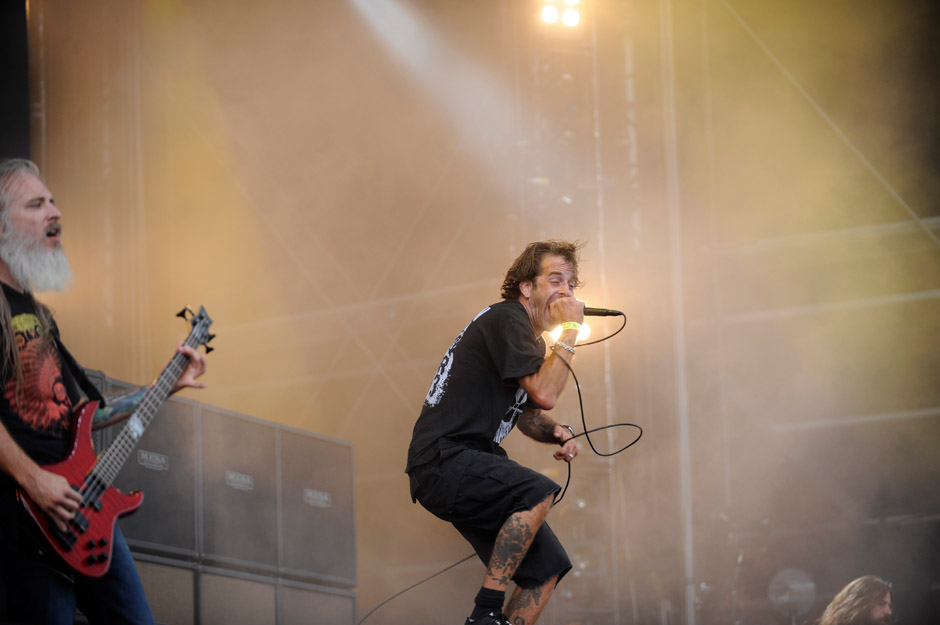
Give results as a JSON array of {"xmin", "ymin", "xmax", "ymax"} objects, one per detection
[
  {"xmin": 541, "ymin": 5, "xmax": 559, "ymax": 24},
  {"xmin": 541, "ymin": 0, "xmax": 583, "ymax": 28},
  {"xmin": 561, "ymin": 7, "xmax": 581, "ymax": 27},
  {"xmin": 550, "ymin": 322, "xmax": 591, "ymax": 343},
  {"xmin": 768, "ymin": 569, "xmax": 816, "ymax": 619}
]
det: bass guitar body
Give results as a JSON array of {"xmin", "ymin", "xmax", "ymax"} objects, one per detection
[
  {"xmin": 18, "ymin": 305, "xmax": 212, "ymax": 578},
  {"xmin": 19, "ymin": 400, "xmax": 143, "ymax": 578}
]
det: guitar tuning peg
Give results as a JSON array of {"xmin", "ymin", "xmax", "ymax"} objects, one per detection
[
  {"xmin": 176, "ymin": 307, "xmax": 191, "ymax": 319},
  {"xmin": 204, "ymin": 345, "xmax": 214, "ymax": 354},
  {"xmin": 207, "ymin": 333, "xmax": 216, "ymax": 343}
]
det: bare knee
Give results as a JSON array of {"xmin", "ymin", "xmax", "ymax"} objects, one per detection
[{"xmin": 529, "ymin": 493, "xmax": 553, "ymax": 522}]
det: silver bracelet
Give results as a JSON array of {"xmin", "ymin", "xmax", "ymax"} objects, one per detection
[
  {"xmin": 553, "ymin": 340, "xmax": 576, "ymax": 355},
  {"xmin": 561, "ymin": 424, "xmax": 576, "ymax": 443}
]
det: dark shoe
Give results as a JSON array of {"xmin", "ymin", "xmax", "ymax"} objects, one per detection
[{"xmin": 464, "ymin": 612, "xmax": 511, "ymax": 625}]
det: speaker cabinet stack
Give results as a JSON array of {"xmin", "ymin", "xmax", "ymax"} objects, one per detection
[
  {"xmin": 200, "ymin": 407, "xmax": 280, "ymax": 573},
  {"xmin": 109, "ymin": 384, "xmax": 199, "ymax": 560},
  {"xmin": 90, "ymin": 373, "xmax": 357, "ymax": 624},
  {"xmin": 278, "ymin": 428, "xmax": 356, "ymax": 586}
]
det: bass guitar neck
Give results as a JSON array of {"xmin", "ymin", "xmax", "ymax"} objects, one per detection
[{"xmin": 18, "ymin": 306, "xmax": 213, "ymax": 577}]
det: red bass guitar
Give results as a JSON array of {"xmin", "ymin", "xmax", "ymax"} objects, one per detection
[{"xmin": 18, "ymin": 306, "xmax": 213, "ymax": 577}]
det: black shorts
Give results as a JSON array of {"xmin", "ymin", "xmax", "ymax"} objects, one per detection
[{"xmin": 409, "ymin": 448, "xmax": 572, "ymax": 588}]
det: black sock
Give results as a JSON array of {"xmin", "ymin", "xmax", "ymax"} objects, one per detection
[{"xmin": 469, "ymin": 586, "xmax": 505, "ymax": 620}]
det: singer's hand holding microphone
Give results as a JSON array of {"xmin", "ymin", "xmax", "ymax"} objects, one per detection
[
  {"xmin": 551, "ymin": 296, "xmax": 586, "ymax": 327},
  {"xmin": 551, "ymin": 298, "xmax": 625, "ymax": 336},
  {"xmin": 583, "ymin": 307, "xmax": 623, "ymax": 317}
]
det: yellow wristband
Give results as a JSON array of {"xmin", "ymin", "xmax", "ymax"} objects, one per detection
[{"xmin": 561, "ymin": 321, "xmax": 580, "ymax": 331}]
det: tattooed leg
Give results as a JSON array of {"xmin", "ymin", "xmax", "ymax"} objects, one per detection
[
  {"xmin": 505, "ymin": 575, "xmax": 558, "ymax": 625},
  {"xmin": 483, "ymin": 495, "xmax": 553, "ymax": 591}
]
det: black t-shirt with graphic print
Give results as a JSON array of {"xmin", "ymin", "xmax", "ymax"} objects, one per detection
[
  {"xmin": 406, "ymin": 299, "xmax": 546, "ymax": 471},
  {"xmin": 0, "ymin": 284, "xmax": 79, "ymax": 467}
]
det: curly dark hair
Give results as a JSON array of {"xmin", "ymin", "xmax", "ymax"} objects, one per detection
[
  {"xmin": 500, "ymin": 240, "xmax": 583, "ymax": 300},
  {"xmin": 819, "ymin": 576, "xmax": 892, "ymax": 625}
]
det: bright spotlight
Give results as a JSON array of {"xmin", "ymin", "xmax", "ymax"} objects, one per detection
[
  {"xmin": 561, "ymin": 8, "xmax": 581, "ymax": 27},
  {"xmin": 541, "ymin": 5, "xmax": 559, "ymax": 24},
  {"xmin": 550, "ymin": 322, "xmax": 591, "ymax": 343},
  {"xmin": 564, "ymin": 0, "xmax": 580, "ymax": 4}
]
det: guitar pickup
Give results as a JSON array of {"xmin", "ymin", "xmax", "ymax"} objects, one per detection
[
  {"xmin": 81, "ymin": 476, "xmax": 106, "ymax": 511},
  {"xmin": 72, "ymin": 511, "xmax": 90, "ymax": 532},
  {"xmin": 80, "ymin": 491, "xmax": 104, "ymax": 512}
]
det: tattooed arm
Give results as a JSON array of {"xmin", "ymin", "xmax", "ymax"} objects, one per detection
[
  {"xmin": 91, "ymin": 386, "xmax": 149, "ymax": 429},
  {"xmin": 516, "ymin": 407, "xmax": 578, "ymax": 462},
  {"xmin": 91, "ymin": 344, "xmax": 208, "ymax": 429}
]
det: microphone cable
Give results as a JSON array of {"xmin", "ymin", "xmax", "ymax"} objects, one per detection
[
  {"xmin": 356, "ymin": 553, "xmax": 478, "ymax": 625},
  {"xmin": 359, "ymin": 311, "xmax": 639, "ymax": 625},
  {"xmin": 550, "ymin": 314, "xmax": 642, "ymax": 504}
]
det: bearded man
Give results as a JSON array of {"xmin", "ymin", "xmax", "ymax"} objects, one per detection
[
  {"xmin": 819, "ymin": 575, "xmax": 893, "ymax": 625},
  {"xmin": 0, "ymin": 158, "xmax": 208, "ymax": 624}
]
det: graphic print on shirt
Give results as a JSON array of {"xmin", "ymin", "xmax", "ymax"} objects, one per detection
[
  {"xmin": 424, "ymin": 306, "xmax": 491, "ymax": 407},
  {"xmin": 3, "ymin": 312, "xmax": 71, "ymax": 434},
  {"xmin": 494, "ymin": 386, "xmax": 527, "ymax": 445}
]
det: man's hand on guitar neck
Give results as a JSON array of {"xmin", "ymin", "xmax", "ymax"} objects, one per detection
[
  {"xmin": 171, "ymin": 343, "xmax": 208, "ymax": 394},
  {"xmin": 21, "ymin": 465, "xmax": 81, "ymax": 533},
  {"xmin": 94, "ymin": 342, "xmax": 210, "ymax": 431}
]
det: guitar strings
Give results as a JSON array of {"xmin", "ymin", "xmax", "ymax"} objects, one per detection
[
  {"xmin": 79, "ymin": 338, "xmax": 200, "ymax": 509},
  {"xmin": 91, "ymin": 354, "xmax": 187, "ymax": 485}
]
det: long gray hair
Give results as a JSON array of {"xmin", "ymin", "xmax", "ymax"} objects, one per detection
[{"xmin": 0, "ymin": 158, "xmax": 57, "ymax": 390}]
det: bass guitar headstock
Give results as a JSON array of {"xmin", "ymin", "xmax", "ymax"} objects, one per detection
[{"xmin": 176, "ymin": 306, "xmax": 215, "ymax": 353}]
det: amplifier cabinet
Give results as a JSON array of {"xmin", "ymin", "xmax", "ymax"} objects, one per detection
[
  {"xmin": 129, "ymin": 556, "xmax": 357, "ymax": 625},
  {"xmin": 199, "ymin": 407, "xmax": 279, "ymax": 573},
  {"xmin": 87, "ymin": 375, "xmax": 357, "ymax": 588},
  {"xmin": 199, "ymin": 568, "xmax": 277, "ymax": 625},
  {"xmin": 96, "ymin": 382, "xmax": 199, "ymax": 559},
  {"xmin": 280, "ymin": 579, "xmax": 357, "ymax": 625},
  {"xmin": 133, "ymin": 555, "xmax": 197, "ymax": 625},
  {"xmin": 278, "ymin": 427, "xmax": 356, "ymax": 586}
]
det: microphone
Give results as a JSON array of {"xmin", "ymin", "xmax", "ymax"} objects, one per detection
[{"xmin": 583, "ymin": 307, "xmax": 624, "ymax": 317}]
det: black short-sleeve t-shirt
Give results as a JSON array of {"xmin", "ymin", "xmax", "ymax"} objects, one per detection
[
  {"xmin": 406, "ymin": 299, "xmax": 545, "ymax": 471},
  {"xmin": 0, "ymin": 285, "xmax": 78, "ymax": 466}
]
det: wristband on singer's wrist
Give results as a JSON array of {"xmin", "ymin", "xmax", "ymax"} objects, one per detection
[{"xmin": 552, "ymin": 340, "xmax": 575, "ymax": 355}]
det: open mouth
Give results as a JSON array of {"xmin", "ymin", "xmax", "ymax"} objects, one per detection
[{"xmin": 45, "ymin": 223, "xmax": 62, "ymax": 239}]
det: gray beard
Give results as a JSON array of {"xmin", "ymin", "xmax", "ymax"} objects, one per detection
[{"xmin": 0, "ymin": 224, "xmax": 73, "ymax": 293}]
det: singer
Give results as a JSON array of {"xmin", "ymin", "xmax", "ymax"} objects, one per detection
[{"xmin": 406, "ymin": 240, "xmax": 586, "ymax": 625}]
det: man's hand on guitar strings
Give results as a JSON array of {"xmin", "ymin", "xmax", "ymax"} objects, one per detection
[{"xmin": 24, "ymin": 466, "xmax": 80, "ymax": 532}]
